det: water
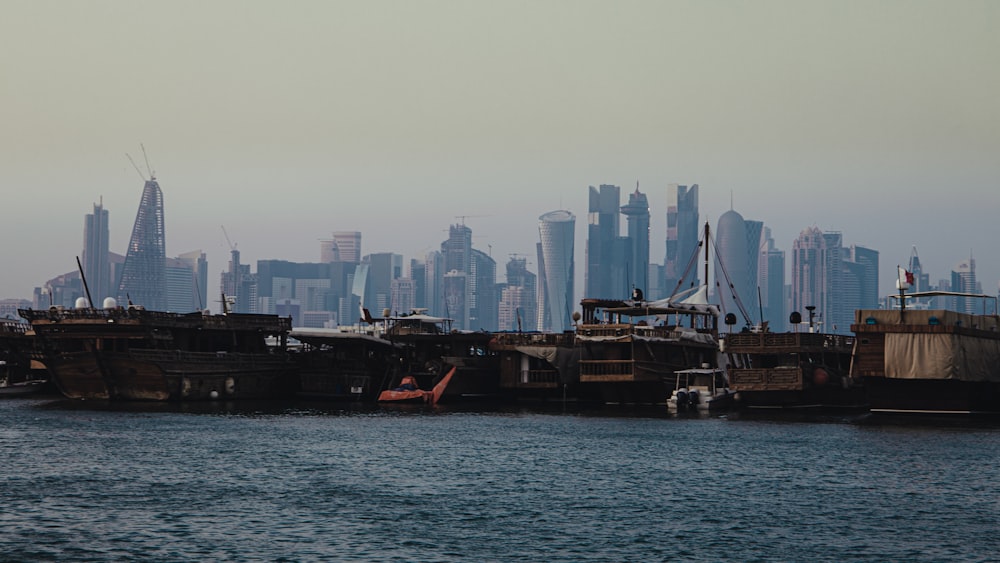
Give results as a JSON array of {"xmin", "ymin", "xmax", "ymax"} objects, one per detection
[{"xmin": 2, "ymin": 397, "xmax": 999, "ymax": 562}]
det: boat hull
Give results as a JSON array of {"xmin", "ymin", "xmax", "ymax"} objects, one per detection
[
  {"xmin": 852, "ymin": 308, "xmax": 1000, "ymax": 415},
  {"xmin": 105, "ymin": 350, "xmax": 296, "ymax": 401},
  {"xmin": 733, "ymin": 386, "xmax": 868, "ymax": 410},
  {"xmin": 44, "ymin": 351, "xmax": 112, "ymax": 400},
  {"xmin": 865, "ymin": 377, "xmax": 1000, "ymax": 415},
  {"xmin": 0, "ymin": 379, "xmax": 48, "ymax": 397}
]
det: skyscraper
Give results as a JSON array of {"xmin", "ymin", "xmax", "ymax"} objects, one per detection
[
  {"xmin": 331, "ymin": 231, "xmax": 362, "ymax": 263},
  {"xmin": 744, "ymin": 219, "xmax": 764, "ymax": 322},
  {"xmin": 715, "ymin": 209, "xmax": 758, "ymax": 327},
  {"xmin": 220, "ymin": 247, "xmax": 255, "ymax": 313},
  {"xmin": 424, "ymin": 250, "xmax": 444, "ymax": 317},
  {"xmin": 538, "ymin": 210, "xmax": 575, "ymax": 332},
  {"xmin": 952, "ymin": 256, "xmax": 978, "ymax": 314},
  {"xmin": 82, "ymin": 199, "xmax": 111, "ymax": 304},
  {"xmin": 586, "ymin": 184, "xmax": 622, "ymax": 298},
  {"xmin": 621, "ymin": 186, "xmax": 650, "ymax": 297},
  {"xmin": 758, "ymin": 228, "xmax": 786, "ymax": 331},
  {"xmin": 443, "ymin": 223, "xmax": 472, "ymax": 274},
  {"xmin": 848, "ymin": 245, "xmax": 879, "ymax": 311},
  {"xmin": 791, "ymin": 226, "xmax": 827, "ymax": 328},
  {"xmin": 665, "ymin": 184, "xmax": 699, "ymax": 297},
  {"xmin": 359, "ymin": 252, "xmax": 403, "ymax": 314},
  {"xmin": 390, "ymin": 277, "xmax": 416, "ymax": 316},
  {"xmin": 499, "ymin": 256, "xmax": 537, "ymax": 332},
  {"xmin": 469, "ymin": 248, "xmax": 498, "ymax": 331},
  {"xmin": 117, "ymin": 177, "xmax": 166, "ymax": 310},
  {"xmin": 791, "ymin": 227, "xmax": 877, "ymax": 334},
  {"xmin": 166, "ymin": 250, "xmax": 207, "ymax": 312}
]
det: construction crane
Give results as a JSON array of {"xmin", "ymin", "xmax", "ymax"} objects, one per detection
[
  {"xmin": 125, "ymin": 143, "xmax": 156, "ymax": 181},
  {"xmin": 454, "ymin": 214, "xmax": 492, "ymax": 225},
  {"xmin": 221, "ymin": 225, "xmax": 237, "ymax": 252},
  {"xmin": 126, "ymin": 153, "xmax": 147, "ymax": 182},
  {"xmin": 141, "ymin": 143, "xmax": 155, "ymax": 180}
]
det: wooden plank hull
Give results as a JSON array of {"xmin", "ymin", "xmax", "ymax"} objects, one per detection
[{"xmin": 104, "ymin": 351, "xmax": 295, "ymax": 401}]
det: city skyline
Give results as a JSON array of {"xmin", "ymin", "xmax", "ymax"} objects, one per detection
[{"xmin": 2, "ymin": 1, "xmax": 997, "ymax": 301}]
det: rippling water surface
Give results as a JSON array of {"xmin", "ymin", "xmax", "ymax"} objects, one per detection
[{"xmin": 2, "ymin": 397, "xmax": 999, "ymax": 562}]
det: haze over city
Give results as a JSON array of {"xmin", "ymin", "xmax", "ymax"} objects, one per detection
[{"xmin": 2, "ymin": 0, "xmax": 997, "ymax": 303}]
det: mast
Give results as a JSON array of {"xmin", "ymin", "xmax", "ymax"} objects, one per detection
[{"xmin": 703, "ymin": 221, "xmax": 710, "ymax": 292}]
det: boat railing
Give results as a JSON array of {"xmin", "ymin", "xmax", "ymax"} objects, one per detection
[
  {"xmin": 0, "ymin": 319, "xmax": 31, "ymax": 335},
  {"xmin": 576, "ymin": 324, "xmax": 675, "ymax": 340},
  {"xmin": 492, "ymin": 332, "xmax": 575, "ymax": 347},
  {"xmin": 520, "ymin": 369, "xmax": 560, "ymax": 385},
  {"xmin": 724, "ymin": 332, "xmax": 854, "ymax": 351},
  {"xmin": 729, "ymin": 367, "xmax": 803, "ymax": 391},
  {"xmin": 19, "ymin": 307, "xmax": 292, "ymax": 333},
  {"xmin": 129, "ymin": 349, "xmax": 291, "ymax": 366},
  {"xmin": 579, "ymin": 359, "xmax": 634, "ymax": 380}
]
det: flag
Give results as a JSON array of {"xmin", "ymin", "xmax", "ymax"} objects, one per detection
[{"xmin": 897, "ymin": 266, "xmax": 912, "ymax": 290}]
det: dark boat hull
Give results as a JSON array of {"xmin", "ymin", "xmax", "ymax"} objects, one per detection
[
  {"xmin": 105, "ymin": 350, "xmax": 295, "ymax": 401},
  {"xmin": 734, "ymin": 386, "xmax": 868, "ymax": 410},
  {"xmin": 865, "ymin": 377, "xmax": 1000, "ymax": 415},
  {"xmin": 44, "ymin": 351, "xmax": 112, "ymax": 400},
  {"xmin": 0, "ymin": 379, "xmax": 48, "ymax": 397}
]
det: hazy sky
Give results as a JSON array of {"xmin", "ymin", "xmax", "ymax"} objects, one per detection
[{"xmin": 2, "ymin": 0, "xmax": 998, "ymax": 305}]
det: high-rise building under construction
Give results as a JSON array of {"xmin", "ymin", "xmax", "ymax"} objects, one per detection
[{"xmin": 117, "ymin": 176, "xmax": 166, "ymax": 310}]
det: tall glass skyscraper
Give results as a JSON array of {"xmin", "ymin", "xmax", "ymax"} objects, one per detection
[
  {"xmin": 952, "ymin": 257, "xmax": 978, "ymax": 314},
  {"xmin": 117, "ymin": 177, "xmax": 166, "ymax": 310},
  {"xmin": 665, "ymin": 184, "xmax": 699, "ymax": 296},
  {"xmin": 715, "ymin": 209, "xmax": 757, "ymax": 327},
  {"xmin": 82, "ymin": 199, "xmax": 111, "ymax": 305},
  {"xmin": 586, "ymin": 184, "xmax": 621, "ymax": 299},
  {"xmin": 621, "ymin": 186, "xmax": 650, "ymax": 298},
  {"xmin": 538, "ymin": 210, "xmax": 575, "ymax": 333}
]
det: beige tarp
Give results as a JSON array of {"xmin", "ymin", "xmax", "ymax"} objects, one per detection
[
  {"xmin": 514, "ymin": 346, "xmax": 559, "ymax": 363},
  {"xmin": 885, "ymin": 333, "xmax": 1000, "ymax": 382}
]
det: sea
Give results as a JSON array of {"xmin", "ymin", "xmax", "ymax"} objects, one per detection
[{"xmin": 2, "ymin": 396, "xmax": 999, "ymax": 563}]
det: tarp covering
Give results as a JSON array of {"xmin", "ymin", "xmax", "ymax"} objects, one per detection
[
  {"xmin": 885, "ymin": 333, "xmax": 1000, "ymax": 382},
  {"xmin": 515, "ymin": 346, "xmax": 560, "ymax": 363},
  {"xmin": 575, "ymin": 330, "xmax": 716, "ymax": 346},
  {"xmin": 574, "ymin": 334, "xmax": 634, "ymax": 343},
  {"xmin": 513, "ymin": 345, "xmax": 580, "ymax": 384}
]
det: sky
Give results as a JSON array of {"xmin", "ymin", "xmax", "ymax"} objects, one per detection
[{"xmin": 2, "ymin": 0, "xmax": 998, "ymax": 306}]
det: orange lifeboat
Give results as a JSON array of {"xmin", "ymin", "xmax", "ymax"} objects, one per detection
[{"xmin": 377, "ymin": 365, "xmax": 457, "ymax": 405}]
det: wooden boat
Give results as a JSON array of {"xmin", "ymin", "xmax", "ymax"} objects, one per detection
[
  {"xmin": 852, "ymin": 290, "xmax": 1000, "ymax": 414},
  {"xmin": 491, "ymin": 331, "xmax": 578, "ymax": 402},
  {"xmin": 0, "ymin": 316, "xmax": 49, "ymax": 397},
  {"xmin": 723, "ymin": 329, "xmax": 864, "ymax": 409},
  {"xmin": 20, "ymin": 299, "xmax": 296, "ymax": 401},
  {"xmin": 380, "ymin": 310, "xmax": 500, "ymax": 402},
  {"xmin": 576, "ymin": 294, "xmax": 720, "ymax": 405},
  {"xmin": 291, "ymin": 328, "xmax": 402, "ymax": 401},
  {"xmin": 377, "ymin": 365, "xmax": 457, "ymax": 405}
]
